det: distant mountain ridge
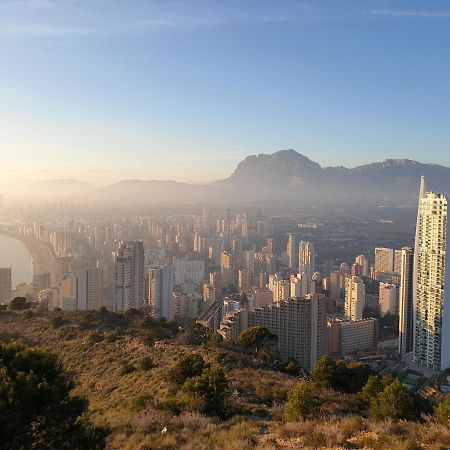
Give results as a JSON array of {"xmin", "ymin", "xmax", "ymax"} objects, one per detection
[{"xmin": 14, "ymin": 150, "xmax": 450, "ymax": 207}]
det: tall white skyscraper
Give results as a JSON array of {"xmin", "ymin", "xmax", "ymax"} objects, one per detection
[
  {"xmin": 299, "ymin": 241, "xmax": 315, "ymax": 277},
  {"xmin": 149, "ymin": 265, "xmax": 174, "ymax": 320},
  {"xmin": 398, "ymin": 247, "xmax": 414, "ymax": 357},
  {"xmin": 287, "ymin": 233, "xmax": 298, "ymax": 271},
  {"xmin": 413, "ymin": 177, "xmax": 450, "ymax": 370},
  {"xmin": 344, "ymin": 276, "xmax": 365, "ymax": 321}
]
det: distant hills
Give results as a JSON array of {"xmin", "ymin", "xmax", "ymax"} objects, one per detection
[{"xmin": 12, "ymin": 150, "xmax": 450, "ymax": 208}]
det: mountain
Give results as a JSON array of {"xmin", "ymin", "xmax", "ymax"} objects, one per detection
[
  {"xmin": 216, "ymin": 150, "xmax": 450, "ymax": 205},
  {"xmin": 12, "ymin": 151, "xmax": 450, "ymax": 208}
]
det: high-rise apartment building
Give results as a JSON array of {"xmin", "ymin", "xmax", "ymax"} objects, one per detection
[
  {"xmin": 0, "ymin": 268, "xmax": 12, "ymax": 303},
  {"xmin": 398, "ymin": 247, "xmax": 414, "ymax": 357},
  {"xmin": 113, "ymin": 241, "xmax": 145, "ymax": 311},
  {"xmin": 379, "ymin": 283, "xmax": 397, "ymax": 316},
  {"xmin": 113, "ymin": 249, "xmax": 131, "ymax": 311},
  {"xmin": 374, "ymin": 247, "xmax": 394, "ymax": 274},
  {"xmin": 74, "ymin": 267, "xmax": 105, "ymax": 310},
  {"xmin": 287, "ymin": 233, "xmax": 298, "ymax": 271},
  {"xmin": 148, "ymin": 265, "xmax": 174, "ymax": 320},
  {"xmin": 299, "ymin": 241, "xmax": 315, "ymax": 277},
  {"xmin": 355, "ymin": 255, "xmax": 369, "ymax": 277},
  {"xmin": 414, "ymin": 177, "xmax": 450, "ymax": 370},
  {"xmin": 329, "ymin": 270, "xmax": 341, "ymax": 301},
  {"xmin": 344, "ymin": 276, "xmax": 365, "ymax": 321},
  {"xmin": 220, "ymin": 251, "xmax": 235, "ymax": 285},
  {"xmin": 218, "ymin": 294, "xmax": 327, "ymax": 370}
]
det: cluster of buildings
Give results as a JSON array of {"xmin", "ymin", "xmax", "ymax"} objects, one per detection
[{"xmin": 1, "ymin": 176, "xmax": 448, "ymax": 373}]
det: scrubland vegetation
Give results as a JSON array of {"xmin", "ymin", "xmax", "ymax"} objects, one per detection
[{"xmin": 1, "ymin": 309, "xmax": 450, "ymax": 449}]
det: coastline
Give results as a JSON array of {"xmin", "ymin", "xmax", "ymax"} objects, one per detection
[{"xmin": 0, "ymin": 232, "xmax": 57, "ymax": 285}]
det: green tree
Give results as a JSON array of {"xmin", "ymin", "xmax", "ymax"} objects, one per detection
[
  {"xmin": 182, "ymin": 365, "xmax": 229, "ymax": 417},
  {"xmin": 370, "ymin": 379, "xmax": 416, "ymax": 421},
  {"xmin": 360, "ymin": 375, "xmax": 384, "ymax": 403},
  {"xmin": 238, "ymin": 326, "xmax": 278, "ymax": 351},
  {"xmin": 8, "ymin": 297, "xmax": 28, "ymax": 310},
  {"xmin": 284, "ymin": 380, "xmax": 320, "ymax": 421},
  {"xmin": 311, "ymin": 356, "xmax": 372, "ymax": 393},
  {"xmin": 168, "ymin": 352, "xmax": 208, "ymax": 385},
  {"xmin": 0, "ymin": 341, "xmax": 106, "ymax": 450},
  {"xmin": 434, "ymin": 395, "xmax": 450, "ymax": 425}
]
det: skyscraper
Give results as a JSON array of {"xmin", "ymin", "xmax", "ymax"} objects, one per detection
[
  {"xmin": 113, "ymin": 248, "xmax": 131, "ymax": 311},
  {"xmin": 113, "ymin": 241, "xmax": 145, "ymax": 311},
  {"xmin": 287, "ymin": 233, "xmax": 298, "ymax": 271},
  {"xmin": 148, "ymin": 265, "xmax": 174, "ymax": 320},
  {"xmin": 355, "ymin": 255, "xmax": 369, "ymax": 277},
  {"xmin": 344, "ymin": 276, "xmax": 365, "ymax": 321},
  {"xmin": 379, "ymin": 283, "xmax": 397, "ymax": 316},
  {"xmin": 299, "ymin": 241, "xmax": 315, "ymax": 277},
  {"xmin": 374, "ymin": 247, "xmax": 394, "ymax": 274},
  {"xmin": 125, "ymin": 241, "xmax": 146, "ymax": 308},
  {"xmin": 413, "ymin": 177, "xmax": 450, "ymax": 370},
  {"xmin": 74, "ymin": 267, "xmax": 105, "ymax": 310},
  {"xmin": 398, "ymin": 247, "xmax": 414, "ymax": 357}
]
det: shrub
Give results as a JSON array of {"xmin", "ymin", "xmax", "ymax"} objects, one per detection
[
  {"xmin": 0, "ymin": 341, "xmax": 106, "ymax": 449},
  {"xmin": 120, "ymin": 362, "xmax": 136, "ymax": 375},
  {"xmin": 284, "ymin": 380, "xmax": 320, "ymax": 421},
  {"xmin": 51, "ymin": 315, "xmax": 69, "ymax": 328},
  {"xmin": 138, "ymin": 356, "xmax": 155, "ymax": 371},
  {"xmin": 168, "ymin": 353, "xmax": 208, "ymax": 385},
  {"xmin": 182, "ymin": 365, "xmax": 229, "ymax": 417},
  {"xmin": 434, "ymin": 395, "xmax": 450, "ymax": 425}
]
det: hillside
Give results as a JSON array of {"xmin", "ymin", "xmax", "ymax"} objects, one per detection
[{"xmin": 1, "ymin": 310, "xmax": 450, "ymax": 450}]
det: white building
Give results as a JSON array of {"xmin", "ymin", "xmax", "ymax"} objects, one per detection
[
  {"xmin": 344, "ymin": 276, "xmax": 365, "ymax": 321},
  {"xmin": 379, "ymin": 283, "xmax": 397, "ymax": 316},
  {"xmin": 414, "ymin": 177, "xmax": 450, "ymax": 370},
  {"xmin": 149, "ymin": 265, "xmax": 174, "ymax": 320},
  {"xmin": 299, "ymin": 241, "xmax": 315, "ymax": 277}
]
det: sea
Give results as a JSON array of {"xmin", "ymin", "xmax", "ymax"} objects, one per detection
[{"xmin": 0, "ymin": 234, "xmax": 33, "ymax": 289}]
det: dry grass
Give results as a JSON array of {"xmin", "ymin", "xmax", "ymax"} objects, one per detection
[{"xmin": 2, "ymin": 311, "xmax": 450, "ymax": 450}]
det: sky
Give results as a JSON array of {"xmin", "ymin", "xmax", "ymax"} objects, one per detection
[{"xmin": 1, "ymin": 0, "xmax": 450, "ymax": 186}]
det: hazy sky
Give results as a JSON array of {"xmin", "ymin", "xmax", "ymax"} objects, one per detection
[{"xmin": 1, "ymin": 0, "xmax": 450, "ymax": 185}]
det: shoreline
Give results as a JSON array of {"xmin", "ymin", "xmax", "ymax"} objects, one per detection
[{"xmin": 0, "ymin": 232, "xmax": 57, "ymax": 285}]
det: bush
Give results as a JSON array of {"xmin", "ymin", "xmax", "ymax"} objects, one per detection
[
  {"xmin": 130, "ymin": 393, "xmax": 153, "ymax": 412},
  {"xmin": 370, "ymin": 379, "xmax": 418, "ymax": 421},
  {"xmin": 284, "ymin": 381, "xmax": 320, "ymax": 421},
  {"xmin": 8, "ymin": 297, "xmax": 28, "ymax": 310},
  {"xmin": 120, "ymin": 362, "xmax": 136, "ymax": 375},
  {"xmin": 311, "ymin": 356, "xmax": 372, "ymax": 393},
  {"xmin": 138, "ymin": 356, "xmax": 155, "ymax": 371},
  {"xmin": 51, "ymin": 315, "xmax": 70, "ymax": 328},
  {"xmin": 434, "ymin": 395, "xmax": 450, "ymax": 425},
  {"xmin": 182, "ymin": 365, "xmax": 229, "ymax": 417},
  {"xmin": 0, "ymin": 341, "xmax": 106, "ymax": 449},
  {"xmin": 168, "ymin": 353, "xmax": 208, "ymax": 385}
]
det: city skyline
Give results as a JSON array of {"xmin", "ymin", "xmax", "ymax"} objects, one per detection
[{"xmin": 2, "ymin": 0, "xmax": 450, "ymax": 186}]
